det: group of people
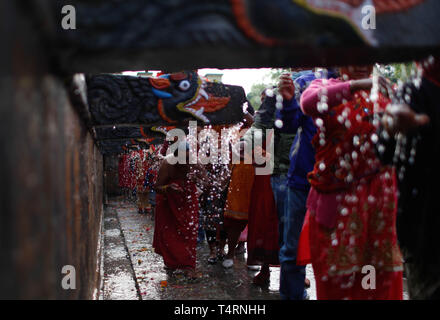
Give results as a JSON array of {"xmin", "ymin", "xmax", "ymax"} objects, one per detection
[
  {"xmin": 118, "ymin": 145, "xmax": 160, "ymax": 216},
  {"xmin": 124, "ymin": 56, "xmax": 440, "ymax": 300}
]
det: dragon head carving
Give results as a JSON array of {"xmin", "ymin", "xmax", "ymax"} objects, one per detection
[
  {"xmin": 87, "ymin": 71, "xmax": 243, "ymax": 126},
  {"xmin": 149, "ymin": 71, "xmax": 230, "ymax": 123}
]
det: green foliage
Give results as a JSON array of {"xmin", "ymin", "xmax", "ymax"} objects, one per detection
[
  {"xmin": 246, "ymin": 68, "xmax": 291, "ymax": 110},
  {"xmin": 268, "ymin": 68, "xmax": 292, "ymax": 83},
  {"xmin": 246, "ymin": 83, "xmax": 268, "ymax": 110},
  {"xmin": 377, "ymin": 62, "xmax": 417, "ymax": 83}
]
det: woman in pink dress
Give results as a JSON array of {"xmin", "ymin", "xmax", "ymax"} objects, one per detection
[{"xmin": 298, "ymin": 66, "xmax": 403, "ymax": 300}]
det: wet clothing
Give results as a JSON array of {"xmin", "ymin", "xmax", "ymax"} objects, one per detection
[
  {"xmin": 377, "ymin": 60, "xmax": 440, "ymax": 299},
  {"xmin": 224, "ymin": 163, "xmax": 255, "ymax": 222},
  {"xmin": 270, "ymin": 175, "xmax": 288, "ymax": 249},
  {"xmin": 299, "ymin": 78, "xmax": 403, "ymax": 300},
  {"xmin": 278, "ymin": 70, "xmax": 338, "ymax": 191},
  {"xmin": 119, "ymin": 154, "xmax": 130, "ymax": 188},
  {"xmin": 275, "ymin": 70, "xmax": 329, "ymax": 300},
  {"xmin": 240, "ymin": 106, "xmax": 281, "ymax": 267},
  {"xmin": 306, "ymin": 172, "xmax": 403, "ymax": 299},
  {"xmin": 247, "ymin": 174, "xmax": 280, "ymax": 266},
  {"xmin": 278, "ymin": 187, "xmax": 308, "ymax": 300},
  {"xmin": 153, "ymin": 179, "xmax": 199, "ymax": 270},
  {"xmin": 311, "ymin": 266, "xmax": 403, "ymax": 300},
  {"xmin": 280, "ymin": 98, "xmax": 316, "ymax": 191},
  {"xmin": 281, "ymin": 188, "xmax": 308, "ymax": 264}
]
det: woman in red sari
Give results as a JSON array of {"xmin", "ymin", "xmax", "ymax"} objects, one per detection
[
  {"xmin": 246, "ymin": 171, "xmax": 279, "ymax": 285},
  {"xmin": 245, "ymin": 142, "xmax": 279, "ymax": 285},
  {"xmin": 153, "ymin": 144, "xmax": 206, "ymax": 278},
  {"xmin": 299, "ymin": 66, "xmax": 403, "ymax": 300}
]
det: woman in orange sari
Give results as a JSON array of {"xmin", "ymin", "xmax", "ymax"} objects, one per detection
[
  {"xmin": 220, "ymin": 115, "xmax": 256, "ymax": 269},
  {"xmin": 298, "ymin": 66, "xmax": 403, "ymax": 300},
  {"xmin": 221, "ymin": 162, "xmax": 255, "ymax": 268}
]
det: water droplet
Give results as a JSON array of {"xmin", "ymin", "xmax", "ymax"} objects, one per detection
[
  {"xmin": 353, "ymin": 135, "xmax": 360, "ymax": 147},
  {"xmin": 317, "ymin": 102, "xmax": 328, "ymax": 113},
  {"xmin": 349, "ymin": 236, "xmax": 356, "ymax": 245},
  {"xmin": 371, "ymin": 133, "xmax": 378, "ymax": 144},
  {"xmin": 315, "ymin": 118, "xmax": 324, "ymax": 127}
]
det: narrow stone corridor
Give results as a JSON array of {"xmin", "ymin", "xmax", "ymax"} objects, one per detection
[{"xmin": 101, "ymin": 198, "xmax": 318, "ymax": 300}]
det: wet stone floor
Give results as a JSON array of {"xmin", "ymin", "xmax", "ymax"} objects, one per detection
[
  {"xmin": 101, "ymin": 198, "xmax": 408, "ymax": 300},
  {"xmin": 101, "ymin": 198, "xmax": 317, "ymax": 300}
]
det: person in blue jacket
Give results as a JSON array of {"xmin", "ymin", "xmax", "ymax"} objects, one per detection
[{"xmin": 277, "ymin": 69, "xmax": 337, "ymax": 300}]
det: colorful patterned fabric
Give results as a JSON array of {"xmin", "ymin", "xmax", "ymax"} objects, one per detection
[
  {"xmin": 301, "ymin": 79, "xmax": 389, "ymax": 193},
  {"xmin": 299, "ymin": 77, "xmax": 403, "ymax": 299}
]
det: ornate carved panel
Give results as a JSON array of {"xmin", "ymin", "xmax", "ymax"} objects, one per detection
[
  {"xmin": 85, "ymin": 71, "xmax": 246, "ymax": 154},
  {"xmin": 30, "ymin": 0, "xmax": 439, "ymax": 72},
  {"xmin": 86, "ymin": 71, "xmax": 245, "ymax": 126}
]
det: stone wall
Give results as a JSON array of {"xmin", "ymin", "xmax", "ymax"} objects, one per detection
[
  {"xmin": 0, "ymin": 2, "xmax": 104, "ymax": 299},
  {"xmin": 104, "ymin": 155, "xmax": 123, "ymax": 198},
  {"xmin": 0, "ymin": 76, "xmax": 104, "ymax": 299}
]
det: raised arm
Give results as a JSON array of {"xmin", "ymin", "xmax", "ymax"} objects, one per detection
[
  {"xmin": 277, "ymin": 73, "xmax": 306, "ymax": 134},
  {"xmin": 300, "ymin": 78, "xmax": 352, "ymax": 117}
]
